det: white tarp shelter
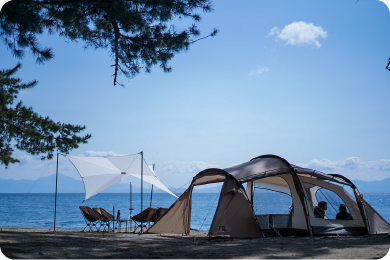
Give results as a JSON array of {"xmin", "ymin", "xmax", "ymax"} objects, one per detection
[{"xmin": 64, "ymin": 152, "xmax": 177, "ymax": 201}]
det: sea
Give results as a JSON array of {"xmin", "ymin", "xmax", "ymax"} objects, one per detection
[{"xmin": 0, "ymin": 192, "xmax": 389, "ymax": 231}]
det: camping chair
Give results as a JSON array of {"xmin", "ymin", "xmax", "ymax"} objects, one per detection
[
  {"xmin": 131, "ymin": 207, "xmax": 158, "ymax": 233},
  {"xmin": 79, "ymin": 206, "xmax": 101, "ymax": 232},
  {"xmin": 93, "ymin": 207, "xmax": 114, "ymax": 232},
  {"xmin": 156, "ymin": 207, "xmax": 168, "ymax": 221},
  {"xmin": 132, "ymin": 207, "xmax": 168, "ymax": 233}
]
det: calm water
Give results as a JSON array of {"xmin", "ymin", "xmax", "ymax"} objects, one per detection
[
  {"xmin": 0, "ymin": 192, "xmax": 389, "ymax": 231},
  {"xmin": 0, "ymin": 193, "xmax": 221, "ymax": 231}
]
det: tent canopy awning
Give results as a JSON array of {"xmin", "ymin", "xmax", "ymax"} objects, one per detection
[{"xmin": 65, "ymin": 153, "xmax": 177, "ymax": 201}]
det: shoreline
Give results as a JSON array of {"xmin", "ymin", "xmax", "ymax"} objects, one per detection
[{"xmin": 0, "ymin": 228, "xmax": 389, "ymax": 259}]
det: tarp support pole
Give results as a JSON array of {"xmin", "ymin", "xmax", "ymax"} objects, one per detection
[
  {"xmin": 53, "ymin": 153, "xmax": 59, "ymax": 232},
  {"xmin": 150, "ymin": 164, "xmax": 154, "ymax": 209},
  {"xmin": 141, "ymin": 151, "xmax": 143, "ymax": 234},
  {"xmin": 150, "ymin": 185, "xmax": 154, "ymax": 208},
  {"xmin": 130, "ymin": 182, "xmax": 133, "ymax": 230}
]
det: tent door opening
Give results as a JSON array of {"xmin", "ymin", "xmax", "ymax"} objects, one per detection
[
  {"xmin": 252, "ymin": 186, "xmax": 293, "ymax": 237},
  {"xmin": 191, "ymin": 184, "xmax": 222, "ymax": 232}
]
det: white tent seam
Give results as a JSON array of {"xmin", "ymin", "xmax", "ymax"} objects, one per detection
[{"xmin": 123, "ymin": 153, "xmax": 141, "ymax": 173}]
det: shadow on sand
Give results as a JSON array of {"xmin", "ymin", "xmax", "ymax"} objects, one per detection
[{"xmin": 1, "ymin": 230, "xmax": 389, "ymax": 259}]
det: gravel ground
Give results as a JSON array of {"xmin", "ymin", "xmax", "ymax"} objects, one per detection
[{"xmin": 0, "ymin": 228, "xmax": 389, "ymax": 259}]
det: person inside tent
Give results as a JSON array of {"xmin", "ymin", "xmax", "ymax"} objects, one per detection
[
  {"xmin": 336, "ymin": 204, "xmax": 353, "ymax": 220},
  {"xmin": 314, "ymin": 201, "xmax": 327, "ymax": 218}
]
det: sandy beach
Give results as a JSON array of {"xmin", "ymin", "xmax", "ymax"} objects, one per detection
[{"xmin": 0, "ymin": 228, "xmax": 389, "ymax": 259}]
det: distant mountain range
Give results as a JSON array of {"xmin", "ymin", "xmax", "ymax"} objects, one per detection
[
  {"xmin": 348, "ymin": 179, "xmax": 390, "ymax": 193},
  {"xmin": 0, "ymin": 174, "xmax": 221, "ymax": 194},
  {"xmin": 0, "ymin": 174, "xmax": 389, "ymax": 194}
]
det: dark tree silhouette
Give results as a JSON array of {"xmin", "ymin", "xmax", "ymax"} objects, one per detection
[
  {"xmin": 0, "ymin": 0, "xmax": 218, "ymax": 86},
  {"xmin": 0, "ymin": 63, "xmax": 91, "ymax": 167},
  {"xmin": 0, "ymin": 0, "xmax": 217, "ymax": 167}
]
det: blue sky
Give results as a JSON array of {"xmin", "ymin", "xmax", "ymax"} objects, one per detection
[{"xmin": 1, "ymin": 0, "xmax": 390, "ymax": 189}]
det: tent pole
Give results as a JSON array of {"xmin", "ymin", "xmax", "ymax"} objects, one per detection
[
  {"xmin": 150, "ymin": 185, "xmax": 153, "ymax": 209},
  {"xmin": 113, "ymin": 206, "xmax": 115, "ymax": 232},
  {"xmin": 150, "ymin": 164, "xmax": 154, "ymax": 209},
  {"xmin": 129, "ymin": 182, "xmax": 133, "ymax": 231},
  {"xmin": 140, "ymin": 151, "xmax": 143, "ymax": 234},
  {"xmin": 54, "ymin": 153, "xmax": 59, "ymax": 232}
]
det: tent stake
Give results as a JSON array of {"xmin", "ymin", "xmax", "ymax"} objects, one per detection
[{"xmin": 54, "ymin": 153, "xmax": 59, "ymax": 232}]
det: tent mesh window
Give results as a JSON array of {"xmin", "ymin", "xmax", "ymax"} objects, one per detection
[
  {"xmin": 315, "ymin": 187, "xmax": 351, "ymax": 220},
  {"xmin": 253, "ymin": 189, "xmax": 293, "ymax": 215}
]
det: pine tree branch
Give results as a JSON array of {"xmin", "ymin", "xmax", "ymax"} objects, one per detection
[
  {"xmin": 0, "ymin": 118, "xmax": 42, "ymax": 139},
  {"xmin": 110, "ymin": 17, "xmax": 120, "ymax": 86},
  {"xmin": 32, "ymin": 0, "xmax": 102, "ymax": 5},
  {"xmin": 189, "ymin": 30, "xmax": 217, "ymax": 43},
  {"xmin": 1, "ymin": 0, "xmax": 218, "ymax": 86}
]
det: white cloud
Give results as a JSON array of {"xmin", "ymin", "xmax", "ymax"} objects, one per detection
[
  {"xmin": 297, "ymin": 157, "xmax": 390, "ymax": 172},
  {"xmin": 16, "ymin": 155, "xmax": 47, "ymax": 170},
  {"xmin": 268, "ymin": 26, "xmax": 280, "ymax": 37},
  {"xmin": 382, "ymin": 0, "xmax": 390, "ymax": 9},
  {"xmin": 161, "ymin": 160, "xmax": 218, "ymax": 175},
  {"xmin": 250, "ymin": 67, "xmax": 269, "ymax": 76},
  {"xmin": 83, "ymin": 150, "xmax": 126, "ymax": 157},
  {"xmin": 269, "ymin": 21, "xmax": 327, "ymax": 48},
  {"xmin": 0, "ymin": 153, "xmax": 79, "ymax": 180}
]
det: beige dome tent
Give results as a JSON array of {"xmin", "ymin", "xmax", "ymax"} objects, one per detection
[{"xmin": 147, "ymin": 154, "xmax": 390, "ymax": 237}]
